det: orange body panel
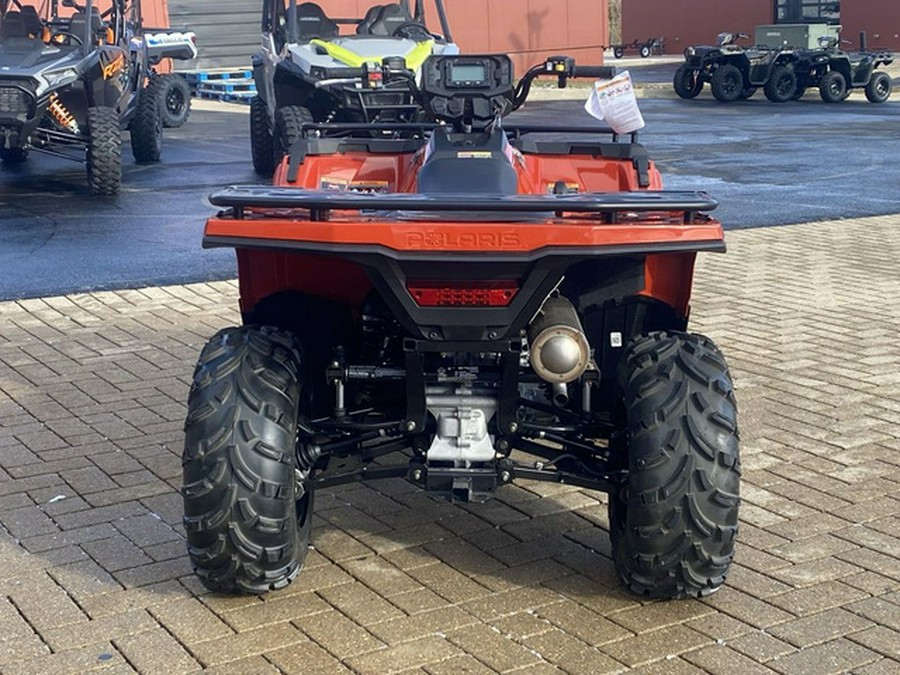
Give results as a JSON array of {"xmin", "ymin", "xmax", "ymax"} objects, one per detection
[{"xmin": 216, "ymin": 150, "xmax": 723, "ymax": 319}]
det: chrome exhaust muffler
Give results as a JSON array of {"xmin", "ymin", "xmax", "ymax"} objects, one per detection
[{"xmin": 528, "ymin": 295, "xmax": 591, "ymax": 384}]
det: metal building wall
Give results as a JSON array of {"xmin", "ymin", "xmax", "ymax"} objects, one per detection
[
  {"xmin": 841, "ymin": 1, "xmax": 900, "ymax": 50},
  {"xmin": 145, "ymin": 0, "xmax": 608, "ymax": 74},
  {"xmin": 166, "ymin": 0, "xmax": 262, "ymax": 70},
  {"xmin": 622, "ymin": 0, "xmax": 771, "ymax": 54},
  {"xmin": 623, "ymin": 0, "xmax": 900, "ymax": 54}
]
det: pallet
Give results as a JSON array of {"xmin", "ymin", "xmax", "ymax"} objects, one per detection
[
  {"xmin": 196, "ymin": 79, "xmax": 256, "ymax": 94},
  {"xmin": 196, "ymin": 88, "xmax": 256, "ymax": 104},
  {"xmin": 179, "ymin": 68, "xmax": 253, "ymax": 84}
]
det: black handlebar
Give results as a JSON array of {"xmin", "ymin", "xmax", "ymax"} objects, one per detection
[
  {"xmin": 572, "ymin": 65, "xmax": 617, "ymax": 79},
  {"xmin": 512, "ymin": 60, "xmax": 617, "ymax": 110}
]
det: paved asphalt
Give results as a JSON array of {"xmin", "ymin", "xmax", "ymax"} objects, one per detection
[{"xmin": 2, "ymin": 89, "xmax": 899, "ymax": 300}]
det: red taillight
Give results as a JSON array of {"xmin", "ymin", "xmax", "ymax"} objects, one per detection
[{"xmin": 407, "ymin": 281, "xmax": 519, "ymax": 307}]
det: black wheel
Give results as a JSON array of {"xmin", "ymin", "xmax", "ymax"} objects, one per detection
[
  {"xmin": 792, "ymin": 86, "xmax": 807, "ymax": 100},
  {"xmin": 710, "ymin": 64, "xmax": 743, "ymax": 102},
  {"xmin": 865, "ymin": 71, "xmax": 892, "ymax": 103},
  {"xmin": 738, "ymin": 86, "xmax": 757, "ymax": 100},
  {"xmin": 609, "ymin": 331, "xmax": 740, "ymax": 599},
  {"xmin": 86, "ymin": 106, "xmax": 122, "ymax": 196},
  {"xmin": 249, "ymin": 95, "xmax": 275, "ymax": 176},
  {"xmin": 640, "ymin": 45, "xmax": 651, "ymax": 58},
  {"xmin": 613, "ymin": 47, "xmax": 624, "ymax": 59},
  {"xmin": 0, "ymin": 147, "xmax": 28, "ymax": 164},
  {"xmin": 130, "ymin": 83, "xmax": 163, "ymax": 163},
  {"xmin": 182, "ymin": 325, "xmax": 314, "ymax": 595},
  {"xmin": 673, "ymin": 64, "xmax": 703, "ymax": 99},
  {"xmin": 819, "ymin": 70, "xmax": 847, "ymax": 102},
  {"xmin": 274, "ymin": 105, "xmax": 314, "ymax": 166},
  {"xmin": 764, "ymin": 65, "xmax": 798, "ymax": 102},
  {"xmin": 155, "ymin": 74, "xmax": 191, "ymax": 128}
]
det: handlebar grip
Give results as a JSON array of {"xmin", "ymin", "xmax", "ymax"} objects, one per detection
[{"xmin": 572, "ymin": 65, "xmax": 617, "ymax": 79}]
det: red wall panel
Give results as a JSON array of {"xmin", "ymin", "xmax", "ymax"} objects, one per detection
[
  {"xmin": 841, "ymin": 1, "xmax": 900, "ymax": 50},
  {"xmin": 624, "ymin": 0, "xmax": 900, "ymax": 54},
  {"xmin": 622, "ymin": 0, "xmax": 771, "ymax": 53},
  {"xmin": 141, "ymin": 1, "xmax": 608, "ymax": 76}
]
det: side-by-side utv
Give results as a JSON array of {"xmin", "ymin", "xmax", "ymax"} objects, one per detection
[
  {"xmin": 183, "ymin": 54, "xmax": 742, "ymax": 601},
  {"xmin": 0, "ymin": 0, "xmax": 163, "ymax": 194},
  {"xmin": 250, "ymin": 0, "xmax": 458, "ymax": 174},
  {"xmin": 674, "ymin": 32, "xmax": 800, "ymax": 102}
]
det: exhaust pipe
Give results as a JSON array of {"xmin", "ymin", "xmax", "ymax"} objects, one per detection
[
  {"xmin": 552, "ymin": 383, "xmax": 569, "ymax": 407},
  {"xmin": 528, "ymin": 295, "xmax": 591, "ymax": 384}
]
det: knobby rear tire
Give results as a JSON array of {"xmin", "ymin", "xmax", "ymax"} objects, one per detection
[
  {"xmin": 710, "ymin": 64, "xmax": 743, "ymax": 103},
  {"xmin": 250, "ymin": 95, "xmax": 275, "ymax": 176},
  {"xmin": 182, "ymin": 325, "xmax": 313, "ymax": 595},
  {"xmin": 130, "ymin": 82, "xmax": 163, "ymax": 163},
  {"xmin": 865, "ymin": 72, "xmax": 892, "ymax": 103},
  {"xmin": 819, "ymin": 70, "xmax": 847, "ymax": 103},
  {"xmin": 764, "ymin": 65, "xmax": 797, "ymax": 103},
  {"xmin": 274, "ymin": 105, "xmax": 315, "ymax": 167},
  {"xmin": 155, "ymin": 73, "xmax": 192, "ymax": 128},
  {"xmin": 610, "ymin": 331, "xmax": 740, "ymax": 599},
  {"xmin": 86, "ymin": 106, "xmax": 122, "ymax": 196}
]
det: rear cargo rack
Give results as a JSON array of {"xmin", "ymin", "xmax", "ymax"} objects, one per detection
[{"xmin": 210, "ymin": 187, "xmax": 718, "ymax": 223}]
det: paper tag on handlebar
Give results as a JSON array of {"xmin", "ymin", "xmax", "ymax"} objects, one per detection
[{"xmin": 584, "ymin": 70, "xmax": 645, "ymax": 134}]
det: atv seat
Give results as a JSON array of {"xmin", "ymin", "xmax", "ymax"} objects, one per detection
[
  {"xmin": 355, "ymin": 5, "xmax": 383, "ymax": 35},
  {"xmin": 368, "ymin": 4, "xmax": 414, "ymax": 37},
  {"xmin": 417, "ymin": 129, "xmax": 518, "ymax": 195},
  {"xmin": 296, "ymin": 2, "xmax": 339, "ymax": 41},
  {"xmin": 19, "ymin": 6, "xmax": 42, "ymax": 37},
  {"xmin": 68, "ymin": 8, "xmax": 103, "ymax": 43},
  {"xmin": 1, "ymin": 12, "xmax": 29, "ymax": 39}
]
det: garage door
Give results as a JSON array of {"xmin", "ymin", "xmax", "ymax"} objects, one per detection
[{"xmin": 166, "ymin": 0, "xmax": 261, "ymax": 70}]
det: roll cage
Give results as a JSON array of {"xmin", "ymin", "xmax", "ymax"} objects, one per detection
[
  {"xmin": 1, "ymin": 0, "xmax": 139, "ymax": 56},
  {"xmin": 262, "ymin": 0, "xmax": 453, "ymax": 47}
]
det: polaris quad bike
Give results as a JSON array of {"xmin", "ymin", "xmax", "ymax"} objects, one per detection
[
  {"xmin": 0, "ymin": 0, "xmax": 162, "ymax": 194},
  {"xmin": 674, "ymin": 32, "xmax": 799, "ymax": 103},
  {"xmin": 793, "ymin": 36, "xmax": 894, "ymax": 103},
  {"xmin": 250, "ymin": 0, "xmax": 458, "ymax": 175},
  {"xmin": 184, "ymin": 53, "xmax": 741, "ymax": 599}
]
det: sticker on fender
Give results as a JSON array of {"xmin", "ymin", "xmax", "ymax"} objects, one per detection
[
  {"xmin": 584, "ymin": 70, "xmax": 645, "ymax": 135},
  {"xmin": 320, "ymin": 177, "xmax": 390, "ymax": 193}
]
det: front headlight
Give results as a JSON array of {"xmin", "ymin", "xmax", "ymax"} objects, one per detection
[
  {"xmin": 36, "ymin": 68, "xmax": 79, "ymax": 95},
  {"xmin": 684, "ymin": 46, "xmax": 696, "ymax": 58}
]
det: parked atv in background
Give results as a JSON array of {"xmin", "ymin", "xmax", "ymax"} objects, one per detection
[
  {"xmin": 675, "ymin": 32, "xmax": 799, "ymax": 102},
  {"xmin": 183, "ymin": 53, "xmax": 741, "ymax": 600},
  {"xmin": 249, "ymin": 0, "xmax": 459, "ymax": 175},
  {"xmin": 793, "ymin": 36, "xmax": 893, "ymax": 103},
  {"xmin": 141, "ymin": 28, "xmax": 197, "ymax": 126},
  {"xmin": 0, "ymin": 0, "xmax": 162, "ymax": 194}
]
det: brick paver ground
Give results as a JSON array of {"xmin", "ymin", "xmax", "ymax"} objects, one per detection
[{"xmin": 1, "ymin": 214, "xmax": 899, "ymax": 674}]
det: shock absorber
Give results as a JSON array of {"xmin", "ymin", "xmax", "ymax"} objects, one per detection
[{"xmin": 48, "ymin": 94, "xmax": 80, "ymax": 134}]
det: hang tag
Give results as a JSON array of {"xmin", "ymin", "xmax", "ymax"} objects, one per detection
[{"xmin": 584, "ymin": 70, "xmax": 645, "ymax": 134}]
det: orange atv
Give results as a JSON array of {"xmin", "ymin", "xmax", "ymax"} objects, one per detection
[{"xmin": 182, "ymin": 55, "xmax": 740, "ymax": 599}]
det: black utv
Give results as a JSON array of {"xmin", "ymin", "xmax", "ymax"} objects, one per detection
[
  {"xmin": 0, "ymin": 0, "xmax": 162, "ymax": 194},
  {"xmin": 674, "ymin": 32, "xmax": 799, "ymax": 103},
  {"xmin": 793, "ymin": 37, "xmax": 894, "ymax": 103},
  {"xmin": 250, "ymin": 0, "xmax": 458, "ymax": 175}
]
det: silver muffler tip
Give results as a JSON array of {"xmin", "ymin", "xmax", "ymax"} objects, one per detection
[{"xmin": 528, "ymin": 295, "xmax": 591, "ymax": 384}]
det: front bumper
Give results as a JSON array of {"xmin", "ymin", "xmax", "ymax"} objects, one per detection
[{"xmin": 0, "ymin": 80, "xmax": 38, "ymax": 148}]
